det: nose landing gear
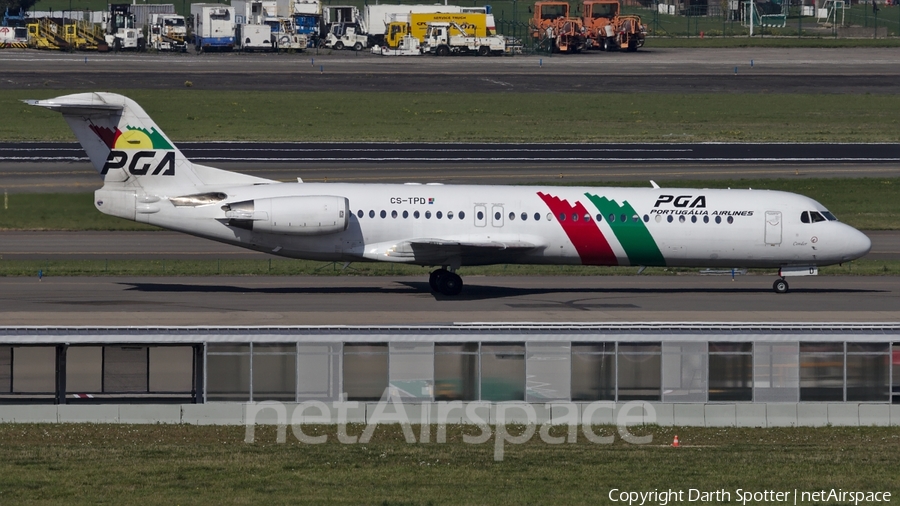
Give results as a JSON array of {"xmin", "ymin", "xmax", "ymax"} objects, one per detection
[
  {"xmin": 773, "ymin": 278, "xmax": 789, "ymax": 294},
  {"xmin": 429, "ymin": 268, "xmax": 463, "ymax": 296}
]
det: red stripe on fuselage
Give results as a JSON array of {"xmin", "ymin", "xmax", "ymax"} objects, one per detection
[{"xmin": 537, "ymin": 192, "xmax": 618, "ymax": 266}]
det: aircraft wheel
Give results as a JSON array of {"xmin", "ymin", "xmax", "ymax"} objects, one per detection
[
  {"xmin": 353, "ymin": 42, "xmax": 363, "ymax": 51},
  {"xmin": 429, "ymin": 269, "xmax": 446, "ymax": 292},
  {"xmin": 773, "ymin": 278, "xmax": 789, "ymax": 294},
  {"xmin": 438, "ymin": 271, "xmax": 463, "ymax": 296}
]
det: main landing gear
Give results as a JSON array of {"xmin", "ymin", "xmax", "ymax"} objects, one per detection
[
  {"xmin": 773, "ymin": 277, "xmax": 789, "ymax": 294},
  {"xmin": 429, "ymin": 268, "xmax": 463, "ymax": 296}
]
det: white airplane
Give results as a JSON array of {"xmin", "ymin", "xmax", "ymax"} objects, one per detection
[{"xmin": 28, "ymin": 92, "xmax": 871, "ymax": 295}]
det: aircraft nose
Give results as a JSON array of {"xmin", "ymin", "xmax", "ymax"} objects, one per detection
[{"xmin": 842, "ymin": 227, "xmax": 871, "ymax": 261}]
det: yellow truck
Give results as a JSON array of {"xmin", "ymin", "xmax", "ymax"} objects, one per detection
[{"xmin": 384, "ymin": 12, "xmax": 495, "ymax": 49}]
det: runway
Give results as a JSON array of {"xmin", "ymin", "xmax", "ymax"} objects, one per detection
[
  {"xmin": 2, "ymin": 48, "xmax": 900, "ymax": 92},
  {"xmin": 2, "ymin": 230, "xmax": 898, "ymax": 260},
  {"xmin": 1, "ymin": 275, "xmax": 897, "ymax": 326}
]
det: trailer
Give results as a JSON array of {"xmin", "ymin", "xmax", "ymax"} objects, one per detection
[
  {"xmin": 235, "ymin": 22, "xmax": 272, "ymax": 50},
  {"xmin": 421, "ymin": 21, "xmax": 505, "ymax": 56},
  {"xmin": 191, "ymin": 3, "xmax": 235, "ymax": 52}
]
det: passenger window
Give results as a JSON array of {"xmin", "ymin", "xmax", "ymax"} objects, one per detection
[
  {"xmin": 727, "ymin": 216, "xmax": 734, "ymax": 224},
  {"xmin": 534, "ymin": 213, "xmax": 541, "ymax": 221},
  {"xmin": 403, "ymin": 210, "xmax": 409, "ymax": 219},
  {"xmin": 357, "ymin": 210, "xmax": 363, "ymax": 218},
  {"xmin": 643, "ymin": 215, "xmax": 649, "ymax": 222},
  {"xmin": 631, "ymin": 215, "xmax": 639, "ymax": 223},
  {"xmin": 596, "ymin": 214, "xmax": 602, "ymax": 222},
  {"xmin": 801, "ymin": 211, "xmax": 810, "ymax": 223},
  {"xmin": 584, "ymin": 213, "xmax": 591, "ymax": 221},
  {"xmin": 521, "ymin": 212, "xmax": 528, "ymax": 221},
  {"xmin": 414, "ymin": 210, "xmax": 420, "ymax": 219},
  {"xmin": 620, "ymin": 214, "xmax": 627, "ymax": 223},
  {"xmin": 572, "ymin": 213, "xmax": 579, "ymax": 222},
  {"xmin": 667, "ymin": 215, "xmax": 673, "ymax": 223},
  {"xmin": 559, "ymin": 213, "xmax": 566, "ymax": 221},
  {"xmin": 380, "ymin": 210, "xmax": 386, "ymax": 219},
  {"xmin": 509, "ymin": 212, "xmax": 515, "ymax": 221},
  {"xmin": 436, "ymin": 211, "xmax": 443, "ymax": 219},
  {"xmin": 448, "ymin": 211, "xmax": 454, "ymax": 219},
  {"xmin": 477, "ymin": 211, "xmax": 484, "ymax": 220},
  {"xmin": 678, "ymin": 215, "xmax": 685, "ymax": 223},
  {"xmin": 608, "ymin": 214, "xmax": 615, "ymax": 222},
  {"xmin": 703, "ymin": 216, "xmax": 709, "ymax": 223},
  {"xmin": 425, "ymin": 211, "xmax": 432, "ymax": 219},
  {"xmin": 369, "ymin": 210, "xmax": 375, "ymax": 218},
  {"xmin": 691, "ymin": 216, "xmax": 697, "ymax": 223},
  {"xmin": 715, "ymin": 216, "xmax": 721, "ymax": 224},
  {"xmin": 459, "ymin": 211, "xmax": 465, "ymax": 220},
  {"xmin": 494, "ymin": 212, "xmax": 501, "ymax": 221},
  {"xmin": 391, "ymin": 210, "xmax": 398, "ymax": 218}
]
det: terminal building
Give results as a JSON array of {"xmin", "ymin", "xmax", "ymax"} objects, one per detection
[{"xmin": 1, "ymin": 324, "xmax": 898, "ymax": 426}]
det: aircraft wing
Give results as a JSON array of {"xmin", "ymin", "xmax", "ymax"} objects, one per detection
[{"xmin": 392, "ymin": 238, "xmax": 542, "ymax": 265}]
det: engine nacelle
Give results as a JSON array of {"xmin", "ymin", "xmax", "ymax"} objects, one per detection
[{"xmin": 224, "ymin": 195, "xmax": 349, "ymax": 236}]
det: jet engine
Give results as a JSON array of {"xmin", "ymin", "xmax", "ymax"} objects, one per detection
[{"xmin": 223, "ymin": 195, "xmax": 349, "ymax": 235}]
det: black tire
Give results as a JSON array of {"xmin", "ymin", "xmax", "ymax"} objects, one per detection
[
  {"xmin": 429, "ymin": 269, "xmax": 445, "ymax": 292},
  {"xmin": 436, "ymin": 45, "xmax": 450, "ymax": 57},
  {"xmin": 113, "ymin": 39, "xmax": 122, "ymax": 52},
  {"xmin": 334, "ymin": 41, "xmax": 344, "ymax": 50},
  {"xmin": 353, "ymin": 41, "xmax": 363, "ymax": 51},
  {"xmin": 627, "ymin": 39, "xmax": 638, "ymax": 52},
  {"xmin": 773, "ymin": 279, "xmax": 789, "ymax": 294},
  {"xmin": 438, "ymin": 272, "xmax": 463, "ymax": 296},
  {"xmin": 477, "ymin": 45, "xmax": 489, "ymax": 56}
]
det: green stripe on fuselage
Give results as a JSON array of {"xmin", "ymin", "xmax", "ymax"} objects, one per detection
[{"xmin": 585, "ymin": 193, "xmax": 666, "ymax": 267}]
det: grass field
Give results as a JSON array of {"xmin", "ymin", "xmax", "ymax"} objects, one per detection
[
  {"xmin": 0, "ymin": 424, "xmax": 897, "ymax": 504},
  {"xmin": 3, "ymin": 178, "xmax": 897, "ymax": 230},
  {"xmin": 5, "ymin": 91, "xmax": 900, "ymax": 143}
]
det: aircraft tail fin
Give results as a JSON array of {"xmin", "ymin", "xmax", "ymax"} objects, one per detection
[{"xmin": 26, "ymin": 92, "xmax": 274, "ymax": 192}]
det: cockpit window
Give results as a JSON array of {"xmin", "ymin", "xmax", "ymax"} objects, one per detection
[{"xmin": 801, "ymin": 211, "xmax": 830, "ymax": 223}]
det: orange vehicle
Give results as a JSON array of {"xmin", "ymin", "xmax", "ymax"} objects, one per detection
[
  {"xmin": 529, "ymin": 1, "xmax": 585, "ymax": 53},
  {"xmin": 582, "ymin": 0, "xmax": 645, "ymax": 52}
]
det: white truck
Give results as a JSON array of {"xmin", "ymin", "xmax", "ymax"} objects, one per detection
[
  {"xmin": 372, "ymin": 33, "xmax": 422, "ymax": 56},
  {"xmin": 191, "ymin": 4, "xmax": 236, "ymax": 51},
  {"xmin": 149, "ymin": 13, "xmax": 186, "ymax": 51},
  {"xmin": 266, "ymin": 17, "xmax": 307, "ymax": 50},
  {"xmin": 363, "ymin": 4, "xmax": 487, "ymax": 46},
  {"xmin": 105, "ymin": 3, "xmax": 146, "ymax": 51},
  {"xmin": 421, "ymin": 21, "xmax": 506, "ymax": 56},
  {"xmin": 324, "ymin": 22, "xmax": 367, "ymax": 50},
  {"xmin": 233, "ymin": 0, "xmax": 274, "ymax": 51}
]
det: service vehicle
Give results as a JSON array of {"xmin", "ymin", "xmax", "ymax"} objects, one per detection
[
  {"xmin": 191, "ymin": 4, "xmax": 236, "ymax": 51},
  {"xmin": 149, "ymin": 13, "xmax": 187, "ymax": 51},
  {"xmin": 421, "ymin": 21, "xmax": 505, "ymax": 56},
  {"xmin": 581, "ymin": 0, "xmax": 645, "ymax": 51},
  {"xmin": 384, "ymin": 12, "xmax": 495, "ymax": 49},
  {"xmin": 529, "ymin": 0, "xmax": 585, "ymax": 53},
  {"xmin": 105, "ymin": 3, "xmax": 146, "ymax": 51},
  {"xmin": 325, "ymin": 22, "xmax": 367, "ymax": 50}
]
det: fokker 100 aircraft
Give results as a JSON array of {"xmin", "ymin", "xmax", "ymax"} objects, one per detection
[{"xmin": 29, "ymin": 93, "xmax": 871, "ymax": 295}]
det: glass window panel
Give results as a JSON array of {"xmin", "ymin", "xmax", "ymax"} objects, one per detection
[
  {"xmin": 754, "ymin": 342, "xmax": 799, "ymax": 402},
  {"xmin": 800, "ymin": 353, "xmax": 844, "ymax": 402},
  {"xmin": 847, "ymin": 343, "xmax": 889, "ymax": 353},
  {"xmin": 436, "ymin": 343, "xmax": 478, "ymax": 354},
  {"xmin": 150, "ymin": 347, "xmax": 193, "ymax": 392},
  {"xmin": 619, "ymin": 343, "xmax": 661, "ymax": 354},
  {"xmin": 526, "ymin": 343, "xmax": 570, "ymax": 402},
  {"xmin": 208, "ymin": 344, "xmax": 250, "ymax": 354},
  {"xmin": 618, "ymin": 343, "xmax": 661, "ymax": 401},
  {"xmin": 253, "ymin": 344, "xmax": 295, "ymax": 354},
  {"xmin": 893, "ymin": 344, "xmax": 900, "ymax": 401},
  {"xmin": 343, "ymin": 344, "xmax": 388, "ymax": 401},
  {"xmin": 253, "ymin": 353, "xmax": 296, "ymax": 401},
  {"xmin": 0, "ymin": 346, "xmax": 11, "ymax": 393},
  {"xmin": 800, "ymin": 342, "xmax": 843, "ymax": 353},
  {"xmin": 662, "ymin": 342, "xmax": 707, "ymax": 403},
  {"xmin": 207, "ymin": 354, "xmax": 250, "ymax": 401},
  {"xmin": 709, "ymin": 342, "xmax": 752, "ymax": 353},
  {"xmin": 390, "ymin": 343, "xmax": 433, "ymax": 401},
  {"xmin": 12, "ymin": 347, "xmax": 55, "ymax": 393},
  {"xmin": 571, "ymin": 353, "xmax": 615, "ymax": 401},
  {"xmin": 67, "ymin": 346, "xmax": 102, "ymax": 393},
  {"xmin": 298, "ymin": 344, "xmax": 341, "ymax": 401},
  {"xmin": 709, "ymin": 354, "xmax": 753, "ymax": 401},
  {"xmin": 104, "ymin": 346, "xmax": 148, "ymax": 393},
  {"xmin": 572, "ymin": 342, "xmax": 615, "ymax": 354},
  {"xmin": 435, "ymin": 348, "xmax": 479, "ymax": 401},
  {"xmin": 481, "ymin": 343, "xmax": 525, "ymax": 401},
  {"xmin": 846, "ymin": 354, "xmax": 889, "ymax": 402}
]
